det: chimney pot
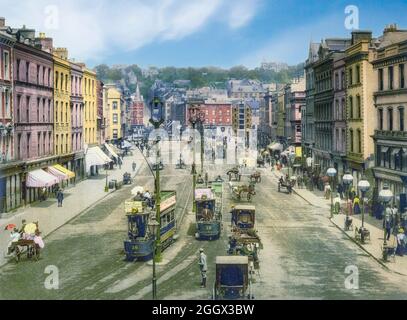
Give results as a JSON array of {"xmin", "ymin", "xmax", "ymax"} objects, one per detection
[{"xmin": 0, "ymin": 17, "xmax": 5, "ymax": 27}]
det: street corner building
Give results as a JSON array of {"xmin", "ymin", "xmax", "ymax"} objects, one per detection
[{"xmin": 0, "ymin": 17, "xmax": 126, "ymax": 214}]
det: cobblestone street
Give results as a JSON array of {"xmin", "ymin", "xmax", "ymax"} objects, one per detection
[{"xmin": 1, "ymin": 150, "xmax": 406, "ymax": 300}]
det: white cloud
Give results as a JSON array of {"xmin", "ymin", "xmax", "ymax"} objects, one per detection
[
  {"xmin": 0, "ymin": 0, "xmax": 259, "ymax": 64},
  {"xmin": 227, "ymin": 0, "xmax": 261, "ymax": 29}
]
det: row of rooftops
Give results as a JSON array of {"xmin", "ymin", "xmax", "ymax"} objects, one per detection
[
  {"xmin": 306, "ymin": 24, "xmax": 407, "ymax": 67},
  {"xmin": 0, "ymin": 17, "xmax": 93, "ymax": 73}
]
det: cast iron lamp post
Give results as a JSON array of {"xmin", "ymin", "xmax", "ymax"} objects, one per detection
[
  {"xmin": 188, "ymin": 104, "xmax": 205, "ymax": 213},
  {"xmin": 327, "ymin": 167, "xmax": 337, "ymax": 219},
  {"xmin": 358, "ymin": 177, "xmax": 370, "ymax": 244},
  {"xmin": 379, "ymin": 184, "xmax": 393, "ymax": 261},
  {"xmin": 148, "ymin": 217, "xmax": 160, "ymax": 300},
  {"xmin": 149, "ymin": 97, "xmax": 164, "ymax": 263}
]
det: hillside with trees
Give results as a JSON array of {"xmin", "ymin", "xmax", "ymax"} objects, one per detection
[{"xmin": 94, "ymin": 63, "xmax": 305, "ymax": 98}]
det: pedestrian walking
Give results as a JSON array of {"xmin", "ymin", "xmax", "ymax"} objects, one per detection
[
  {"xmin": 396, "ymin": 228, "xmax": 406, "ymax": 256},
  {"xmin": 337, "ymin": 183, "xmax": 344, "ymax": 199},
  {"xmin": 57, "ymin": 189, "xmax": 64, "ymax": 207},
  {"xmin": 132, "ymin": 161, "xmax": 137, "ymax": 172},
  {"xmin": 198, "ymin": 248, "xmax": 207, "ymax": 288},
  {"xmin": 384, "ymin": 206, "xmax": 393, "ymax": 241},
  {"xmin": 353, "ymin": 196, "xmax": 361, "ymax": 215}
]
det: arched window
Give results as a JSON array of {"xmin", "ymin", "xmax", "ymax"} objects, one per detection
[
  {"xmin": 350, "ymin": 129, "xmax": 354, "ymax": 152},
  {"xmin": 55, "ymin": 71, "xmax": 59, "ymax": 89},
  {"xmin": 356, "ymin": 95, "xmax": 361, "ymax": 118},
  {"xmin": 357, "ymin": 129, "xmax": 362, "ymax": 153},
  {"xmin": 399, "ymin": 107, "xmax": 405, "ymax": 131},
  {"xmin": 388, "ymin": 108, "xmax": 393, "ymax": 131},
  {"xmin": 349, "ymin": 96, "xmax": 353, "ymax": 119}
]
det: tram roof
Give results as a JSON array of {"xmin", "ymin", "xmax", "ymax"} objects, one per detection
[
  {"xmin": 233, "ymin": 205, "xmax": 255, "ymax": 211},
  {"xmin": 216, "ymin": 256, "xmax": 248, "ymax": 265}
]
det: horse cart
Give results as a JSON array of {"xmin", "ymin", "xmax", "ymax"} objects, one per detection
[
  {"xmin": 278, "ymin": 177, "xmax": 294, "ymax": 194},
  {"xmin": 227, "ymin": 167, "xmax": 241, "ymax": 182},
  {"xmin": 229, "ymin": 205, "xmax": 261, "ymax": 270},
  {"xmin": 231, "ymin": 183, "xmax": 256, "ymax": 202},
  {"xmin": 213, "ymin": 256, "xmax": 254, "ymax": 300},
  {"xmin": 123, "ymin": 172, "xmax": 132, "ymax": 185},
  {"xmin": 249, "ymin": 171, "xmax": 261, "ymax": 183},
  {"xmin": 10, "ymin": 239, "xmax": 41, "ymax": 262},
  {"xmin": 257, "ymin": 158, "xmax": 266, "ymax": 168},
  {"xmin": 7, "ymin": 222, "xmax": 43, "ymax": 263}
]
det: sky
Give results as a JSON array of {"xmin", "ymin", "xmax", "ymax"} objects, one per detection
[{"xmin": 1, "ymin": 0, "xmax": 407, "ymax": 69}]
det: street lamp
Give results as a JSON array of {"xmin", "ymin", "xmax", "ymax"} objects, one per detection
[
  {"xmin": 188, "ymin": 104, "xmax": 205, "ymax": 213},
  {"xmin": 149, "ymin": 97, "xmax": 164, "ymax": 263},
  {"xmin": 379, "ymin": 184, "xmax": 393, "ymax": 261},
  {"xmin": 358, "ymin": 177, "xmax": 370, "ymax": 244},
  {"xmin": 148, "ymin": 216, "xmax": 160, "ymax": 300},
  {"xmin": 327, "ymin": 167, "xmax": 337, "ymax": 219},
  {"xmin": 343, "ymin": 171, "xmax": 353, "ymax": 227}
]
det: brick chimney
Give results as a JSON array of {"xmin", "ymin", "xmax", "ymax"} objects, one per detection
[
  {"xmin": 0, "ymin": 17, "xmax": 5, "ymax": 28},
  {"xmin": 384, "ymin": 24, "xmax": 399, "ymax": 33},
  {"xmin": 35, "ymin": 32, "xmax": 53, "ymax": 53},
  {"xmin": 351, "ymin": 30, "xmax": 372, "ymax": 45}
]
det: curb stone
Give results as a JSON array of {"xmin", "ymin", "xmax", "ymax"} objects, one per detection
[{"xmin": 329, "ymin": 217, "xmax": 407, "ymax": 277}]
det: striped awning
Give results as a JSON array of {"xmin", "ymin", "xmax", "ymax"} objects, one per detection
[
  {"xmin": 104, "ymin": 143, "xmax": 119, "ymax": 159},
  {"xmin": 27, "ymin": 169, "xmax": 59, "ymax": 188},
  {"xmin": 53, "ymin": 164, "xmax": 75, "ymax": 179},
  {"xmin": 46, "ymin": 166, "xmax": 69, "ymax": 182}
]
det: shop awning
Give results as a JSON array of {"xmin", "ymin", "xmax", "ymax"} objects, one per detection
[
  {"xmin": 94, "ymin": 146, "xmax": 113, "ymax": 163},
  {"xmin": 46, "ymin": 166, "xmax": 69, "ymax": 182},
  {"xmin": 109, "ymin": 143, "xmax": 121, "ymax": 154},
  {"xmin": 104, "ymin": 143, "xmax": 119, "ymax": 160},
  {"xmin": 85, "ymin": 146, "xmax": 112, "ymax": 172},
  {"xmin": 53, "ymin": 164, "xmax": 75, "ymax": 179},
  {"xmin": 381, "ymin": 146, "xmax": 389, "ymax": 153},
  {"xmin": 26, "ymin": 169, "xmax": 59, "ymax": 188}
]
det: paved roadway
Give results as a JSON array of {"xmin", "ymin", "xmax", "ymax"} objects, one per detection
[{"xmin": 0, "ymin": 147, "xmax": 406, "ymax": 300}]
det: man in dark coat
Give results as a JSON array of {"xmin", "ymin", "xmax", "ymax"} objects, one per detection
[{"xmin": 57, "ymin": 190, "xmax": 64, "ymax": 207}]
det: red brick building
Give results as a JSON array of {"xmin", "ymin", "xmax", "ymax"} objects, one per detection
[
  {"xmin": 131, "ymin": 100, "xmax": 144, "ymax": 126},
  {"xmin": 187, "ymin": 103, "xmax": 232, "ymax": 127}
]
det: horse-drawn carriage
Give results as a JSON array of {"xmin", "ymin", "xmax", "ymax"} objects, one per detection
[
  {"xmin": 6, "ymin": 222, "xmax": 43, "ymax": 263},
  {"xmin": 256, "ymin": 158, "xmax": 266, "ymax": 168},
  {"xmin": 228, "ymin": 205, "xmax": 261, "ymax": 270},
  {"xmin": 231, "ymin": 183, "xmax": 256, "ymax": 202},
  {"xmin": 213, "ymin": 256, "xmax": 253, "ymax": 300},
  {"xmin": 249, "ymin": 171, "xmax": 261, "ymax": 183},
  {"xmin": 195, "ymin": 188, "xmax": 222, "ymax": 240},
  {"xmin": 227, "ymin": 167, "xmax": 241, "ymax": 182},
  {"xmin": 123, "ymin": 172, "xmax": 132, "ymax": 185},
  {"xmin": 278, "ymin": 176, "xmax": 294, "ymax": 194}
]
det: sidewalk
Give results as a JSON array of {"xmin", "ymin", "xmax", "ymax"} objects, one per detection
[
  {"xmin": 270, "ymin": 169, "xmax": 407, "ymax": 275},
  {"xmin": 0, "ymin": 148, "xmax": 145, "ymax": 267}
]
